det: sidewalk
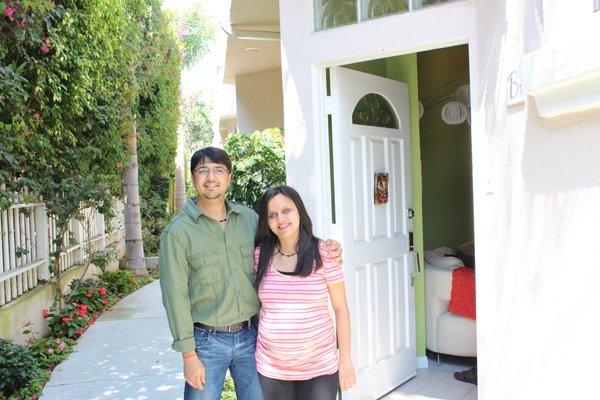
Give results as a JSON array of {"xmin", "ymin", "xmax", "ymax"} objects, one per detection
[{"xmin": 41, "ymin": 281, "xmax": 185, "ymax": 400}]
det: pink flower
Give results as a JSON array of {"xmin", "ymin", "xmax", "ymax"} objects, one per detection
[
  {"xmin": 46, "ymin": 348, "xmax": 54, "ymax": 355},
  {"xmin": 17, "ymin": 17, "xmax": 26, "ymax": 28},
  {"xmin": 4, "ymin": 5, "xmax": 15, "ymax": 20},
  {"xmin": 40, "ymin": 38, "xmax": 51, "ymax": 54},
  {"xmin": 98, "ymin": 287, "xmax": 107, "ymax": 296},
  {"xmin": 88, "ymin": 318, "xmax": 95, "ymax": 325},
  {"xmin": 101, "ymin": 298, "xmax": 108, "ymax": 305},
  {"xmin": 61, "ymin": 316, "xmax": 73, "ymax": 324},
  {"xmin": 55, "ymin": 339, "xmax": 66, "ymax": 352},
  {"xmin": 77, "ymin": 308, "xmax": 86, "ymax": 317},
  {"xmin": 33, "ymin": 112, "xmax": 40, "ymax": 120},
  {"xmin": 42, "ymin": 308, "xmax": 49, "ymax": 318},
  {"xmin": 75, "ymin": 328, "xmax": 85, "ymax": 336}
]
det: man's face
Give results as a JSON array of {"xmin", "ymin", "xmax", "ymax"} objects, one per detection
[{"xmin": 192, "ymin": 160, "xmax": 231, "ymax": 201}]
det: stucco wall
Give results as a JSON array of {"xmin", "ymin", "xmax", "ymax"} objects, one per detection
[
  {"xmin": 472, "ymin": 1, "xmax": 600, "ymax": 399},
  {"xmin": 235, "ymin": 68, "xmax": 284, "ymax": 133}
]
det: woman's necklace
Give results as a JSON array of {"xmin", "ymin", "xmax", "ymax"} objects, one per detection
[{"xmin": 276, "ymin": 247, "xmax": 297, "ymax": 257}]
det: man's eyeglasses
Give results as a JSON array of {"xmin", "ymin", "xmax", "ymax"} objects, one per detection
[{"xmin": 194, "ymin": 166, "xmax": 229, "ymax": 177}]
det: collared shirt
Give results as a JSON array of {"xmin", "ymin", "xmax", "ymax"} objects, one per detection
[{"xmin": 159, "ymin": 197, "xmax": 260, "ymax": 353}]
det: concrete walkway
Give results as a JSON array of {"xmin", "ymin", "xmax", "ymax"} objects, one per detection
[{"xmin": 41, "ymin": 281, "xmax": 185, "ymax": 400}]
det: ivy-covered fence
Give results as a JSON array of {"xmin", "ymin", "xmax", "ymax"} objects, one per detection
[{"xmin": 0, "ymin": 0, "xmax": 181, "ymax": 257}]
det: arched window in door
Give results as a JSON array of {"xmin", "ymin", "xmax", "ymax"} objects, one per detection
[{"xmin": 352, "ymin": 93, "xmax": 399, "ymax": 129}]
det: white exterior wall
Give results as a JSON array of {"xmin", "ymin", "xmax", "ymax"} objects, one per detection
[
  {"xmin": 235, "ymin": 68, "xmax": 284, "ymax": 133},
  {"xmin": 473, "ymin": 1, "xmax": 600, "ymax": 399},
  {"xmin": 279, "ymin": 0, "xmax": 600, "ymax": 399}
]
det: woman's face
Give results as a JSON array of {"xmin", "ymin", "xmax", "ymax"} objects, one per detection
[{"xmin": 267, "ymin": 194, "xmax": 301, "ymax": 244}]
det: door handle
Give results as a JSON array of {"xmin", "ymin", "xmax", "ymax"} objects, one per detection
[{"xmin": 409, "ymin": 231, "xmax": 421, "ymax": 286}]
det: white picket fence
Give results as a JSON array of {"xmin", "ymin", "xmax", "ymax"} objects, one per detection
[{"xmin": 0, "ymin": 198, "xmax": 125, "ymax": 306}]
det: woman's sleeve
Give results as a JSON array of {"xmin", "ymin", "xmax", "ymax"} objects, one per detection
[
  {"xmin": 253, "ymin": 246, "xmax": 261, "ymax": 273},
  {"xmin": 319, "ymin": 244, "xmax": 345, "ymax": 284}
]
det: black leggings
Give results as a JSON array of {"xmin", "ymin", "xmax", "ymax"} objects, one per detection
[{"xmin": 259, "ymin": 371, "xmax": 339, "ymax": 400}]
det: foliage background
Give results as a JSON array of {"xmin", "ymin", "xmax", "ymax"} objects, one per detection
[
  {"xmin": 223, "ymin": 128, "xmax": 286, "ymax": 210},
  {"xmin": 0, "ymin": 0, "xmax": 186, "ymax": 256}
]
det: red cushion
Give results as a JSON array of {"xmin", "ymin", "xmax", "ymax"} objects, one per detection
[{"xmin": 448, "ymin": 267, "xmax": 476, "ymax": 320}]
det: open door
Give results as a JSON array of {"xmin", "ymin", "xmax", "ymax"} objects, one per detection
[{"xmin": 329, "ymin": 67, "xmax": 416, "ymax": 400}]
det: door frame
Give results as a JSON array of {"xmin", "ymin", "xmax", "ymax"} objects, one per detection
[{"xmin": 309, "ymin": 38, "xmax": 483, "ymax": 369}]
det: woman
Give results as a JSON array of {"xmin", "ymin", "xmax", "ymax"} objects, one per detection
[{"xmin": 254, "ymin": 185, "xmax": 356, "ymax": 400}]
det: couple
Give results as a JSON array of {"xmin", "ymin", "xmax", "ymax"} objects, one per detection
[{"xmin": 159, "ymin": 147, "xmax": 356, "ymax": 400}]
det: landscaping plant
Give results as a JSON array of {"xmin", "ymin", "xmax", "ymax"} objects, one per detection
[{"xmin": 223, "ymin": 128, "xmax": 286, "ymax": 209}]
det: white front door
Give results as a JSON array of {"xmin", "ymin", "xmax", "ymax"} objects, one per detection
[{"xmin": 329, "ymin": 67, "xmax": 416, "ymax": 400}]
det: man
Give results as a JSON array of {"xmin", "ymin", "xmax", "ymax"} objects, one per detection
[{"xmin": 159, "ymin": 147, "xmax": 341, "ymax": 400}]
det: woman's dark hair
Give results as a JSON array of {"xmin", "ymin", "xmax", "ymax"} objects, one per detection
[
  {"xmin": 190, "ymin": 147, "xmax": 232, "ymax": 174},
  {"xmin": 255, "ymin": 185, "xmax": 322, "ymax": 288}
]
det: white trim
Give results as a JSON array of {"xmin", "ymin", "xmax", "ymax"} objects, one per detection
[
  {"xmin": 416, "ymin": 356, "xmax": 430, "ymax": 369},
  {"xmin": 311, "ymin": 66, "xmax": 332, "ymax": 238},
  {"xmin": 0, "ymin": 259, "xmax": 45, "ymax": 282}
]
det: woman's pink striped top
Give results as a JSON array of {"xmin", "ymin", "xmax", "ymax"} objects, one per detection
[{"xmin": 254, "ymin": 245, "xmax": 345, "ymax": 381}]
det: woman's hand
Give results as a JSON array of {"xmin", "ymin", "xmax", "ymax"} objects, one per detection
[
  {"xmin": 323, "ymin": 239, "xmax": 343, "ymax": 267},
  {"xmin": 339, "ymin": 357, "xmax": 356, "ymax": 391}
]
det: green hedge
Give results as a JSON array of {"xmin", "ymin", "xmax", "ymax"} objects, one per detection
[
  {"xmin": 224, "ymin": 128, "xmax": 286, "ymax": 209},
  {"xmin": 0, "ymin": 0, "xmax": 181, "ymax": 256}
]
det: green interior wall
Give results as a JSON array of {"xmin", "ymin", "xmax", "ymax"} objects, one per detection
[
  {"xmin": 417, "ymin": 46, "xmax": 473, "ymax": 251},
  {"xmin": 345, "ymin": 55, "xmax": 426, "ymax": 357}
]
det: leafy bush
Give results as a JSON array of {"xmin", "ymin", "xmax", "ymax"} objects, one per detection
[
  {"xmin": 0, "ymin": 339, "xmax": 40, "ymax": 398},
  {"xmin": 46, "ymin": 302, "xmax": 98, "ymax": 339},
  {"xmin": 221, "ymin": 376, "xmax": 236, "ymax": 400},
  {"xmin": 99, "ymin": 269, "xmax": 138, "ymax": 297},
  {"xmin": 223, "ymin": 128, "xmax": 286, "ymax": 209},
  {"xmin": 28, "ymin": 337, "xmax": 74, "ymax": 371},
  {"xmin": 66, "ymin": 278, "xmax": 111, "ymax": 313}
]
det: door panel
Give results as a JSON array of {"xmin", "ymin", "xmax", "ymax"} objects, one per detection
[{"xmin": 330, "ymin": 67, "xmax": 416, "ymax": 400}]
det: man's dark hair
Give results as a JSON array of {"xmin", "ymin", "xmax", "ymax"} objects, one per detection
[
  {"xmin": 254, "ymin": 185, "xmax": 322, "ymax": 288},
  {"xmin": 190, "ymin": 147, "xmax": 232, "ymax": 174}
]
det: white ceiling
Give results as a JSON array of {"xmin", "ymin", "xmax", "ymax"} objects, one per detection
[{"xmin": 223, "ymin": 0, "xmax": 281, "ymax": 84}]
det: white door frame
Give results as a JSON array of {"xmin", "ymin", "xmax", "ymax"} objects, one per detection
[{"xmin": 309, "ymin": 37, "xmax": 484, "ymax": 369}]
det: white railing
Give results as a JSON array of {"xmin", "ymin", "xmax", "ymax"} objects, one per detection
[{"xmin": 0, "ymin": 199, "xmax": 125, "ymax": 306}]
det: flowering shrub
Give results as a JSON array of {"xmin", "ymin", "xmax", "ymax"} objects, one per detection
[
  {"xmin": 45, "ymin": 302, "xmax": 96, "ymax": 339},
  {"xmin": 67, "ymin": 278, "xmax": 111, "ymax": 313},
  {"xmin": 45, "ymin": 279, "xmax": 109, "ymax": 338},
  {"xmin": 28, "ymin": 337, "xmax": 74, "ymax": 371}
]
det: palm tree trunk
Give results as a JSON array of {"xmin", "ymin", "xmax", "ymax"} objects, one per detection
[
  {"xmin": 174, "ymin": 125, "xmax": 187, "ymax": 210},
  {"xmin": 123, "ymin": 122, "xmax": 147, "ymax": 276}
]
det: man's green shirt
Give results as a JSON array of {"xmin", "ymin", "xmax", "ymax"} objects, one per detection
[{"xmin": 159, "ymin": 197, "xmax": 260, "ymax": 353}]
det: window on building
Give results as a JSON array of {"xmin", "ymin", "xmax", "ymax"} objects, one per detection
[{"xmin": 315, "ymin": 0, "xmax": 457, "ymax": 31}]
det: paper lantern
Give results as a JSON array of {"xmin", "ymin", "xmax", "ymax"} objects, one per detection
[
  {"xmin": 441, "ymin": 101, "xmax": 468, "ymax": 125},
  {"xmin": 456, "ymin": 84, "xmax": 470, "ymax": 105}
]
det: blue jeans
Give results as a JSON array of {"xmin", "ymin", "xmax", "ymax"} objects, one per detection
[{"xmin": 184, "ymin": 324, "xmax": 264, "ymax": 400}]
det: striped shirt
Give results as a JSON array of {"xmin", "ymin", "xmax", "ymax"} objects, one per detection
[{"xmin": 254, "ymin": 245, "xmax": 345, "ymax": 380}]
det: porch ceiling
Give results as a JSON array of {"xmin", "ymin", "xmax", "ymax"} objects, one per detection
[{"xmin": 224, "ymin": 0, "xmax": 281, "ymax": 84}]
